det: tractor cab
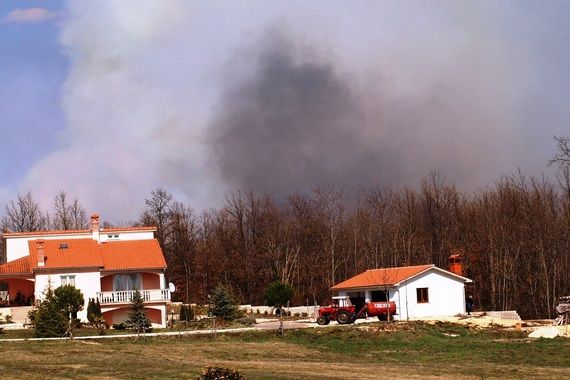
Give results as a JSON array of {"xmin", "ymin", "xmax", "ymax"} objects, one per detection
[{"xmin": 331, "ymin": 296, "xmax": 353, "ymax": 308}]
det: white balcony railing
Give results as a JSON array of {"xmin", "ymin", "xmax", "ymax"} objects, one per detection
[{"xmin": 96, "ymin": 289, "xmax": 170, "ymax": 304}]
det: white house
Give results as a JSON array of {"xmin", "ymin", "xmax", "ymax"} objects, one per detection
[
  {"xmin": 331, "ymin": 264, "xmax": 472, "ymax": 320},
  {"xmin": 0, "ymin": 214, "xmax": 170, "ymax": 327}
]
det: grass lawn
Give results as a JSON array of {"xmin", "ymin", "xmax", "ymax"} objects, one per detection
[{"xmin": 0, "ymin": 322, "xmax": 569, "ymax": 379}]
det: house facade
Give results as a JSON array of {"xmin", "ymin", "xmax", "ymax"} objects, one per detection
[
  {"xmin": 0, "ymin": 214, "xmax": 170, "ymax": 327},
  {"xmin": 332, "ymin": 264, "xmax": 472, "ymax": 320}
]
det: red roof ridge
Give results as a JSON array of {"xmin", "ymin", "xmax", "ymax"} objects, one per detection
[
  {"xmin": 365, "ymin": 264, "xmax": 434, "ymax": 272},
  {"xmin": 2, "ymin": 229, "xmax": 91, "ymax": 237},
  {"xmin": 3, "ymin": 225, "xmax": 157, "ymax": 238}
]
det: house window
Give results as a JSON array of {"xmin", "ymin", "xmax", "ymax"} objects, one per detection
[
  {"xmin": 416, "ymin": 288, "xmax": 429, "ymax": 303},
  {"xmin": 113, "ymin": 274, "xmax": 141, "ymax": 291},
  {"xmin": 61, "ymin": 275, "xmax": 76, "ymax": 287}
]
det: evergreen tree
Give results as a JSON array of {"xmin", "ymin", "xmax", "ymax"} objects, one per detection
[
  {"xmin": 87, "ymin": 298, "xmax": 103, "ymax": 323},
  {"xmin": 264, "ymin": 281, "xmax": 294, "ymax": 336},
  {"xmin": 54, "ymin": 285, "xmax": 84, "ymax": 320},
  {"xmin": 33, "ymin": 288, "xmax": 68, "ymax": 338},
  {"xmin": 210, "ymin": 285, "xmax": 241, "ymax": 320},
  {"xmin": 125, "ymin": 290, "xmax": 152, "ymax": 334},
  {"xmin": 179, "ymin": 304, "xmax": 194, "ymax": 322},
  {"xmin": 264, "ymin": 281, "xmax": 294, "ymax": 310}
]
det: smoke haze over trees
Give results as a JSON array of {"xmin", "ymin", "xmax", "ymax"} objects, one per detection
[{"xmin": 2, "ymin": 156, "xmax": 570, "ymax": 319}]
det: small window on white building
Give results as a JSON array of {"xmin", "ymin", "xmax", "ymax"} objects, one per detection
[
  {"xmin": 416, "ymin": 288, "xmax": 429, "ymax": 303},
  {"xmin": 61, "ymin": 275, "xmax": 76, "ymax": 287}
]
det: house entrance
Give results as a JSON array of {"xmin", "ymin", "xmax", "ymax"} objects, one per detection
[
  {"xmin": 371, "ymin": 290, "xmax": 388, "ymax": 302},
  {"xmin": 348, "ymin": 291, "xmax": 366, "ymax": 312}
]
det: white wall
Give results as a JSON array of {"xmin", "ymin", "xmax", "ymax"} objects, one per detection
[
  {"xmin": 34, "ymin": 270, "xmax": 102, "ymax": 321},
  {"xmin": 395, "ymin": 270, "xmax": 466, "ymax": 320},
  {"xmin": 99, "ymin": 230, "xmax": 155, "ymax": 242}
]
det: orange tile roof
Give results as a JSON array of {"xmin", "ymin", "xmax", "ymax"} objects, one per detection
[
  {"xmin": 100, "ymin": 240, "xmax": 167, "ymax": 271},
  {"xmin": 29, "ymin": 239, "xmax": 104, "ymax": 270},
  {"xmin": 15, "ymin": 238, "xmax": 167, "ymax": 272},
  {"xmin": 0, "ymin": 256, "xmax": 32, "ymax": 276},
  {"xmin": 331, "ymin": 264, "xmax": 434, "ymax": 290}
]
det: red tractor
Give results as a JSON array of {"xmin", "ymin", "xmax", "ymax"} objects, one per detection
[{"xmin": 316, "ymin": 296, "xmax": 397, "ymax": 325}]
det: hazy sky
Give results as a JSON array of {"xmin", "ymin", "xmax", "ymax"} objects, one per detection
[{"xmin": 1, "ymin": 1, "xmax": 569, "ymax": 222}]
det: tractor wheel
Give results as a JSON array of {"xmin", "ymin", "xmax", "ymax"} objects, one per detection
[
  {"xmin": 316, "ymin": 316, "xmax": 328, "ymax": 325},
  {"xmin": 336, "ymin": 310, "xmax": 352, "ymax": 324},
  {"xmin": 378, "ymin": 313, "xmax": 392, "ymax": 321}
]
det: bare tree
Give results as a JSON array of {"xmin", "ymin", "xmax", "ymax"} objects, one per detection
[
  {"xmin": 141, "ymin": 188, "xmax": 173, "ymax": 250},
  {"xmin": 169, "ymin": 202, "xmax": 199, "ymax": 303},
  {"xmin": 2, "ymin": 191, "xmax": 47, "ymax": 232},
  {"xmin": 52, "ymin": 191, "xmax": 88, "ymax": 230}
]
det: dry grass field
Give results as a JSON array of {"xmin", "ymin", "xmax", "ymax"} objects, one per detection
[{"xmin": 1, "ymin": 322, "xmax": 569, "ymax": 379}]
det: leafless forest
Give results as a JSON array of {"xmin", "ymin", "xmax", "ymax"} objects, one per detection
[{"xmin": 2, "ymin": 137, "xmax": 570, "ymax": 319}]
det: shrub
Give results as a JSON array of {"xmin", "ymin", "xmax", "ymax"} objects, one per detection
[
  {"xmin": 236, "ymin": 316, "xmax": 256, "ymax": 326},
  {"xmin": 112, "ymin": 322, "xmax": 127, "ymax": 330},
  {"xmin": 198, "ymin": 365, "xmax": 245, "ymax": 380}
]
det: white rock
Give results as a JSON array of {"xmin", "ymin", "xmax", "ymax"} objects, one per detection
[{"xmin": 528, "ymin": 327, "xmax": 560, "ymax": 339}]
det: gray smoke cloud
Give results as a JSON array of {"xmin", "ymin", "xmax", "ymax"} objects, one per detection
[
  {"xmin": 12, "ymin": 1, "xmax": 569, "ymax": 221},
  {"xmin": 210, "ymin": 34, "xmax": 393, "ymax": 195},
  {"xmin": 210, "ymin": 27, "xmax": 516, "ymax": 196}
]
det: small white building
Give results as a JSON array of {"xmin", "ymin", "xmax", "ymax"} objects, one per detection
[
  {"xmin": 0, "ymin": 214, "xmax": 170, "ymax": 327},
  {"xmin": 332, "ymin": 264, "xmax": 472, "ymax": 320}
]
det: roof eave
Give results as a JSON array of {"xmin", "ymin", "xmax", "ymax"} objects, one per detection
[
  {"xmin": 100, "ymin": 267, "xmax": 167, "ymax": 272},
  {"xmin": 331, "ymin": 284, "xmax": 396, "ymax": 291},
  {"xmin": 33, "ymin": 265, "xmax": 104, "ymax": 272},
  {"xmin": 0, "ymin": 273, "xmax": 33, "ymax": 278}
]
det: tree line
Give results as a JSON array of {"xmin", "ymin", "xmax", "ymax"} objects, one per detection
[{"xmin": 2, "ymin": 137, "xmax": 570, "ymax": 319}]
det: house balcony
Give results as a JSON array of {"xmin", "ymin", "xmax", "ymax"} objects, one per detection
[{"xmin": 96, "ymin": 289, "xmax": 170, "ymax": 304}]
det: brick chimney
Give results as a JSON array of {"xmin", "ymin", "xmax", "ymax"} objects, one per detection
[
  {"xmin": 91, "ymin": 213, "xmax": 100, "ymax": 242},
  {"xmin": 448, "ymin": 252, "xmax": 462, "ymax": 276},
  {"xmin": 36, "ymin": 240, "xmax": 45, "ymax": 267}
]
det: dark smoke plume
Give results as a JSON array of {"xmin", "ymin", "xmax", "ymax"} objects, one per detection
[
  {"xmin": 210, "ymin": 35, "xmax": 401, "ymax": 196},
  {"xmin": 210, "ymin": 28, "xmax": 517, "ymax": 197}
]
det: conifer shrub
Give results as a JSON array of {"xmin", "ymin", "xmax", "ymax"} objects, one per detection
[
  {"xmin": 125, "ymin": 290, "xmax": 152, "ymax": 334},
  {"xmin": 87, "ymin": 298, "xmax": 106, "ymax": 334},
  {"xmin": 179, "ymin": 304, "xmax": 194, "ymax": 322},
  {"xmin": 31, "ymin": 288, "xmax": 68, "ymax": 338},
  {"xmin": 210, "ymin": 285, "xmax": 242, "ymax": 321}
]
